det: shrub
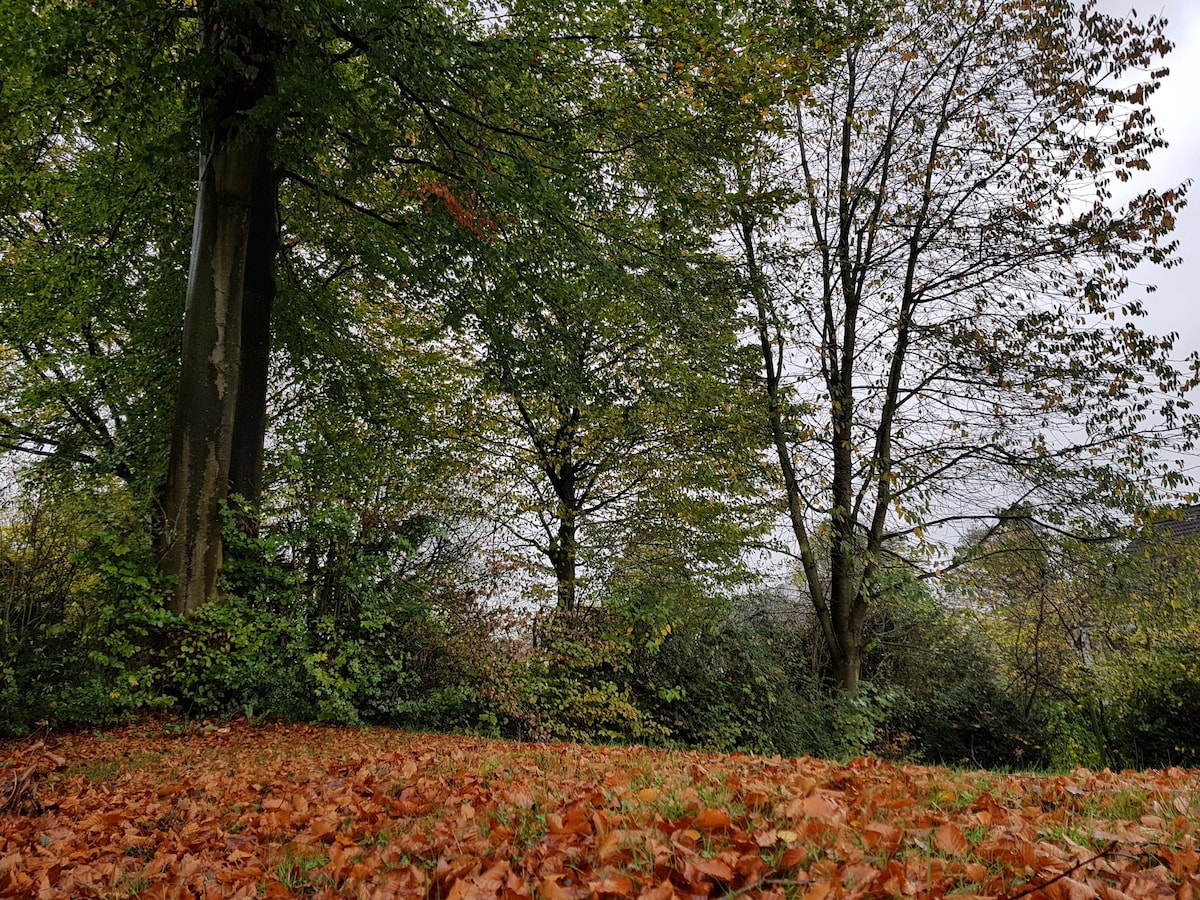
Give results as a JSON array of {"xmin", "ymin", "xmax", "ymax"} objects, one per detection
[
  {"xmin": 864, "ymin": 591, "xmax": 1054, "ymax": 768},
  {"xmin": 488, "ymin": 609, "xmax": 667, "ymax": 744},
  {"xmin": 0, "ymin": 484, "xmax": 173, "ymax": 733}
]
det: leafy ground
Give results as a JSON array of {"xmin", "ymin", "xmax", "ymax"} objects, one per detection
[{"xmin": 2, "ymin": 722, "xmax": 1198, "ymax": 899}]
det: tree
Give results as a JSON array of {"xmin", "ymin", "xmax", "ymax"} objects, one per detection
[
  {"xmin": 458, "ymin": 220, "xmax": 763, "ymax": 610},
  {"xmin": 159, "ymin": 0, "xmax": 281, "ymax": 613},
  {"xmin": 154, "ymin": 0, "xmax": 611, "ymax": 611},
  {"xmin": 950, "ymin": 514, "xmax": 1112, "ymax": 764},
  {"xmin": 0, "ymin": 0, "xmax": 192, "ymax": 497},
  {"xmin": 733, "ymin": 0, "xmax": 1197, "ymax": 690},
  {"xmin": 0, "ymin": 0, "xmax": 828, "ymax": 616},
  {"xmin": 1081, "ymin": 507, "xmax": 1200, "ymax": 767},
  {"xmin": 160, "ymin": 0, "xmax": 801, "ymax": 613},
  {"xmin": 441, "ymin": 0, "xmax": 835, "ymax": 612}
]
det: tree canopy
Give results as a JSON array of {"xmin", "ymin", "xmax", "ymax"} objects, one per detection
[
  {"xmin": 730, "ymin": 0, "xmax": 1197, "ymax": 689},
  {"xmin": 1, "ymin": 0, "xmax": 1198, "ymax": 761}
]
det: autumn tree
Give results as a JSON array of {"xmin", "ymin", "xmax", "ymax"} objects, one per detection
[
  {"xmin": 949, "ymin": 514, "xmax": 1113, "ymax": 763},
  {"xmin": 160, "ymin": 0, "xmax": 546, "ymax": 612},
  {"xmin": 1094, "ymin": 507, "xmax": 1200, "ymax": 766},
  {"xmin": 950, "ymin": 503, "xmax": 1200, "ymax": 767},
  {"xmin": 156, "ymin": 0, "xmax": 283, "ymax": 612},
  {"xmin": 733, "ymin": 0, "xmax": 1197, "ymax": 690},
  {"xmin": 437, "ymin": 0, "xmax": 836, "ymax": 612},
  {"xmin": 160, "ymin": 0, "xmax": 829, "ymax": 613}
]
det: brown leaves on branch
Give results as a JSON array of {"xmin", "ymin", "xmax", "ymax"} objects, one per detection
[
  {"xmin": 2, "ymin": 722, "xmax": 1199, "ymax": 898},
  {"xmin": 416, "ymin": 182, "xmax": 503, "ymax": 238}
]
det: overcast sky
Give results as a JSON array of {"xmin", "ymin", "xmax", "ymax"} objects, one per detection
[{"xmin": 1098, "ymin": 1, "xmax": 1200, "ymax": 360}]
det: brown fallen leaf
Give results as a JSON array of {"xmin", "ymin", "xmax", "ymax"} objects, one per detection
[
  {"xmin": 695, "ymin": 807, "xmax": 731, "ymax": 830},
  {"xmin": 2, "ymin": 721, "xmax": 1198, "ymax": 900},
  {"xmin": 589, "ymin": 872, "xmax": 635, "ymax": 897},
  {"xmin": 936, "ymin": 822, "xmax": 970, "ymax": 856},
  {"xmin": 800, "ymin": 794, "xmax": 841, "ymax": 821}
]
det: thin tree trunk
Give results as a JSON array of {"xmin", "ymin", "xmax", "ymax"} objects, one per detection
[
  {"xmin": 740, "ymin": 202, "xmax": 864, "ymax": 691},
  {"xmin": 550, "ymin": 514, "xmax": 578, "ymax": 612},
  {"xmin": 549, "ymin": 460, "xmax": 579, "ymax": 611}
]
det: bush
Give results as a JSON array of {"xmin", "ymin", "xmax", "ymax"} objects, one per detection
[
  {"xmin": 0, "ymin": 485, "xmax": 173, "ymax": 733},
  {"xmin": 488, "ymin": 608, "xmax": 666, "ymax": 744},
  {"xmin": 863, "ymin": 591, "xmax": 1055, "ymax": 768},
  {"xmin": 621, "ymin": 591, "xmax": 837, "ymax": 757},
  {"xmin": 1099, "ymin": 645, "xmax": 1200, "ymax": 768}
]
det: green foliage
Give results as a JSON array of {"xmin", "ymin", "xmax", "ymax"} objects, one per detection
[
  {"xmin": 0, "ymin": 474, "xmax": 501, "ymax": 734},
  {"xmin": 1, "ymin": 0, "xmax": 1197, "ymax": 772},
  {"xmin": 861, "ymin": 578, "xmax": 1054, "ymax": 768},
  {"xmin": 619, "ymin": 589, "xmax": 847, "ymax": 759},
  {"xmin": 827, "ymin": 682, "xmax": 904, "ymax": 758},
  {"xmin": 884, "ymin": 653, "xmax": 1053, "ymax": 769},
  {"xmin": 211, "ymin": 505, "xmax": 502, "ymax": 729},
  {"xmin": 0, "ymin": 0, "xmax": 191, "ymax": 497},
  {"xmin": 0, "ymin": 481, "xmax": 173, "ymax": 733},
  {"xmin": 164, "ymin": 598, "xmax": 300, "ymax": 719},
  {"xmin": 1105, "ymin": 667, "xmax": 1200, "ymax": 768},
  {"xmin": 944, "ymin": 509, "xmax": 1200, "ymax": 770},
  {"xmin": 453, "ymin": 205, "xmax": 766, "ymax": 611},
  {"xmin": 0, "ymin": 486, "xmax": 97, "ymax": 732},
  {"xmin": 491, "ymin": 609, "xmax": 667, "ymax": 744},
  {"xmin": 1083, "ymin": 520, "xmax": 1200, "ymax": 768},
  {"xmin": 637, "ymin": 603, "xmax": 820, "ymax": 755}
]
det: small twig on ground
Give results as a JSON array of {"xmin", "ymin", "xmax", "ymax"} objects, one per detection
[
  {"xmin": 1, "ymin": 739, "xmax": 66, "ymax": 817},
  {"xmin": 1000, "ymin": 841, "xmax": 1120, "ymax": 900},
  {"xmin": 1, "ymin": 763, "xmax": 42, "ymax": 816}
]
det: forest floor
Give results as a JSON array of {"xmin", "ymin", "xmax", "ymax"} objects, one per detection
[{"xmin": 2, "ymin": 721, "xmax": 1198, "ymax": 899}]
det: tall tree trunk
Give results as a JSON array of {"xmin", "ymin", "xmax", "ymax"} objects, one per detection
[
  {"xmin": 228, "ymin": 151, "xmax": 278, "ymax": 515},
  {"xmin": 832, "ymin": 646, "xmax": 862, "ymax": 693},
  {"xmin": 740, "ymin": 204, "xmax": 865, "ymax": 692},
  {"xmin": 161, "ymin": 0, "xmax": 278, "ymax": 615}
]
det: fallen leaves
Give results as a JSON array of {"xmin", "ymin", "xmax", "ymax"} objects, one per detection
[
  {"xmin": 0, "ymin": 741, "xmax": 62, "ymax": 817},
  {"xmin": 1, "ymin": 721, "xmax": 1198, "ymax": 899},
  {"xmin": 935, "ymin": 822, "xmax": 969, "ymax": 856}
]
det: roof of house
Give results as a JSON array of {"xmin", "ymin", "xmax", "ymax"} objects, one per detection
[{"xmin": 1150, "ymin": 505, "xmax": 1200, "ymax": 540}]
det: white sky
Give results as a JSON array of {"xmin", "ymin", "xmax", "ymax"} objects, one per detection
[{"xmin": 1099, "ymin": 1, "xmax": 1200, "ymax": 359}]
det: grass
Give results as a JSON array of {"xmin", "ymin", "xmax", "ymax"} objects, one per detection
[{"xmin": 63, "ymin": 748, "xmax": 163, "ymax": 783}]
